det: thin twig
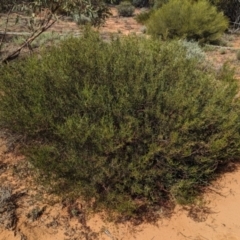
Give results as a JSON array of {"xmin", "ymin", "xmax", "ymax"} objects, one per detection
[
  {"xmin": 178, "ymin": 232, "xmax": 192, "ymax": 239},
  {"xmin": 1, "ymin": 4, "xmax": 60, "ymax": 64},
  {"xmin": 207, "ymin": 187, "xmax": 227, "ymax": 198},
  {"xmin": 2, "ymin": 17, "xmax": 57, "ymax": 63}
]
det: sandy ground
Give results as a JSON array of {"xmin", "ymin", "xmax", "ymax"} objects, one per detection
[
  {"xmin": 88, "ymin": 167, "xmax": 240, "ymax": 240},
  {"xmin": 1, "ymin": 148, "xmax": 240, "ymax": 240},
  {"xmin": 1, "ymin": 7, "xmax": 240, "ymax": 240}
]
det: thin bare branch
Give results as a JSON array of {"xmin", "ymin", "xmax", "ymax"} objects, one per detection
[{"xmin": 1, "ymin": 17, "xmax": 57, "ymax": 63}]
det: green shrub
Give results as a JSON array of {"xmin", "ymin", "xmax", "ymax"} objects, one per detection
[
  {"xmin": 135, "ymin": 9, "xmax": 154, "ymax": 24},
  {"xmin": 146, "ymin": 0, "xmax": 228, "ymax": 43},
  {"xmin": 153, "ymin": 0, "xmax": 240, "ymax": 24},
  {"xmin": 72, "ymin": 14, "xmax": 91, "ymax": 25},
  {"xmin": 178, "ymin": 40, "xmax": 206, "ymax": 61},
  {"xmin": 219, "ymin": 48, "xmax": 226, "ymax": 55},
  {"xmin": 153, "ymin": 0, "xmax": 168, "ymax": 8},
  {"xmin": 117, "ymin": 1, "xmax": 135, "ymax": 17},
  {"xmin": 236, "ymin": 50, "xmax": 240, "ymax": 61},
  {"xmin": 1, "ymin": 30, "xmax": 240, "ymax": 216}
]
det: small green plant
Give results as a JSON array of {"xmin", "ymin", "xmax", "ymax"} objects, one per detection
[
  {"xmin": 214, "ymin": 38, "xmax": 228, "ymax": 47},
  {"xmin": 117, "ymin": 1, "xmax": 135, "ymax": 17},
  {"xmin": 220, "ymin": 48, "xmax": 226, "ymax": 54},
  {"xmin": 202, "ymin": 44, "xmax": 216, "ymax": 52},
  {"xmin": 179, "ymin": 40, "xmax": 205, "ymax": 61},
  {"xmin": 72, "ymin": 14, "xmax": 91, "ymax": 25},
  {"xmin": 226, "ymin": 35, "xmax": 235, "ymax": 42},
  {"xmin": 140, "ymin": 26, "xmax": 147, "ymax": 34},
  {"xmin": 146, "ymin": 0, "xmax": 228, "ymax": 43},
  {"xmin": 236, "ymin": 50, "xmax": 240, "ymax": 60},
  {"xmin": 135, "ymin": 9, "xmax": 153, "ymax": 24}
]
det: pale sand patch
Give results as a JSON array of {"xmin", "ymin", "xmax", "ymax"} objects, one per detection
[{"xmin": 87, "ymin": 167, "xmax": 240, "ymax": 240}]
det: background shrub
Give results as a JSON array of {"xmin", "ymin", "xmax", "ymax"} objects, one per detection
[
  {"xmin": 153, "ymin": 0, "xmax": 168, "ymax": 8},
  {"xmin": 135, "ymin": 9, "xmax": 153, "ymax": 24},
  {"xmin": 210, "ymin": 0, "xmax": 240, "ymax": 27},
  {"xmin": 0, "ymin": 30, "xmax": 240, "ymax": 216},
  {"xmin": 146, "ymin": 0, "xmax": 228, "ymax": 43},
  {"xmin": 236, "ymin": 50, "xmax": 240, "ymax": 61},
  {"xmin": 117, "ymin": 1, "xmax": 135, "ymax": 17}
]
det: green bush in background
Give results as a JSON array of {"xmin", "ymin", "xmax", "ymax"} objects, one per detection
[
  {"xmin": 209, "ymin": 0, "xmax": 240, "ymax": 25},
  {"xmin": 117, "ymin": 1, "xmax": 135, "ymax": 17},
  {"xmin": 1, "ymin": 30, "xmax": 240, "ymax": 216},
  {"xmin": 146, "ymin": 0, "xmax": 228, "ymax": 43},
  {"xmin": 152, "ymin": 0, "xmax": 168, "ymax": 8},
  {"xmin": 135, "ymin": 9, "xmax": 153, "ymax": 24}
]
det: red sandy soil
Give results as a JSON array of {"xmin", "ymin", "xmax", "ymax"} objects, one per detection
[
  {"xmin": 1, "ymin": 146, "xmax": 240, "ymax": 240},
  {"xmin": 1, "ymin": 7, "xmax": 240, "ymax": 240}
]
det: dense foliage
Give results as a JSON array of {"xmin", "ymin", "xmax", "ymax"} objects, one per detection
[
  {"xmin": 1, "ymin": 30, "xmax": 240, "ymax": 216},
  {"xmin": 146, "ymin": 0, "xmax": 228, "ymax": 43},
  {"xmin": 117, "ymin": 1, "xmax": 135, "ymax": 17}
]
